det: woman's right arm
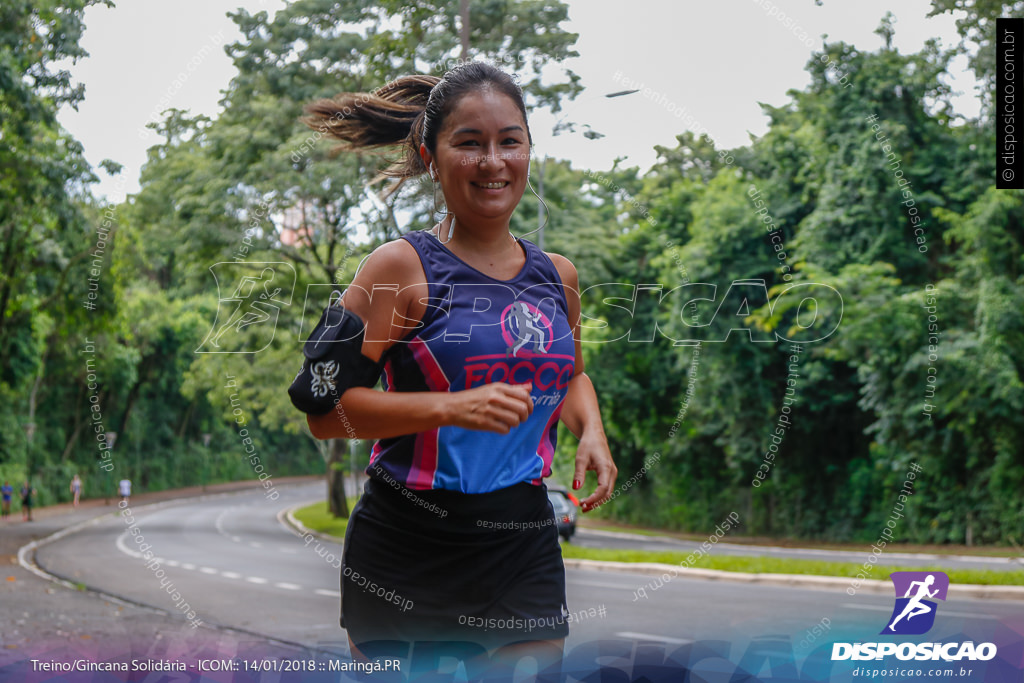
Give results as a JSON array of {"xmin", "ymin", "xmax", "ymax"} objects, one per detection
[
  {"xmin": 311, "ymin": 381, "xmax": 534, "ymax": 440},
  {"xmin": 305, "ymin": 239, "xmax": 533, "ymax": 440}
]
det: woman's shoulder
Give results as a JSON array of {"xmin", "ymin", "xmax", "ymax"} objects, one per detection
[
  {"xmin": 370, "ymin": 233, "xmax": 423, "ymax": 266},
  {"xmin": 355, "ymin": 233, "xmax": 427, "ymax": 285},
  {"xmin": 542, "ymin": 251, "xmax": 579, "ymax": 290}
]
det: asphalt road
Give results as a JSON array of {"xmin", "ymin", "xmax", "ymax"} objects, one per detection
[{"xmin": 30, "ymin": 482, "xmax": 1024, "ymax": 661}]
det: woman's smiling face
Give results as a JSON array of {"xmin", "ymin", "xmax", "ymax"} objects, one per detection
[{"xmin": 423, "ymin": 88, "xmax": 531, "ymax": 227}]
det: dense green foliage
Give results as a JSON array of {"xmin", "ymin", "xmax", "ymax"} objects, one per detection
[
  {"xmin": 559, "ymin": 9, "xmax": 1024, "ymax": 546},
  {"xmin": 2, "ymin": 1, "xmax": 1021, "ymax": 547}
]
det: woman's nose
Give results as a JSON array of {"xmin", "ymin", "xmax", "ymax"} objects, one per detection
[{"xmin": 478, "ymin": 144, "xmax": 506, "ymax": 169}]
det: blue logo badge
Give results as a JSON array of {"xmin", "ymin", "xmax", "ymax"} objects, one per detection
[{"xmin": 881, "ymin": 571, "xmax": 949, "ymax": 635}]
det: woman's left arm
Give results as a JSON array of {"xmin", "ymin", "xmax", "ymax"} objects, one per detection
[{"xmin": 549, "ymin": 253, "xmax": 618, "ymax": 512}]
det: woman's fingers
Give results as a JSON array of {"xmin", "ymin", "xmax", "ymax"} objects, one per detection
[
  {"xmin": 576, "ymin": 438, "xmax": 618, "ymax": 512},
  {"xmin": 455, "ymin": 382, "xmax": 534, "ymax": 433}
]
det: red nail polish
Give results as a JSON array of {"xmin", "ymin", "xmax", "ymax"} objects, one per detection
[{"xmin": 573, "ymin": 479, "xmax": 581, "ymax": 490}]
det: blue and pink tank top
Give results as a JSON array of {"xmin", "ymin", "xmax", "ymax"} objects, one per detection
[{"xmin": 366, "ymin": 229, "xmax": 576, "ymax": 493}]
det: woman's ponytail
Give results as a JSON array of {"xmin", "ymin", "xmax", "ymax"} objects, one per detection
[{"xmin": 303, "ymin": 74, "xmax": 440, "ymax": 189}]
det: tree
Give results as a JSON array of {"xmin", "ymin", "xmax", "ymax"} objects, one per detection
[{"xmin": 0, "ymin": 0, "xmax": 110, "ymax": 488}]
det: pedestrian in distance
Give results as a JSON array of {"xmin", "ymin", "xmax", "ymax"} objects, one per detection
[
  {"xmin": 118, "ymin": 478, "xmax": 131, "ymax": 506},
  {"xmin": 1, "ymin": 481, "xmax": 12, "ymax": 520},
  {"xmin": 295, "ymin": 62, "xmax": 618, "ymax": 673},
  {"xmin": 70, "ymin": 474, "xmax": 82, "ymax": 507},
  {"xmin": 21, "ymin": 481, "xmax": 35, "ymax": 522}
]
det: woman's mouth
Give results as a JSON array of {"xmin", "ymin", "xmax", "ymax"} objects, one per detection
[{"xmin": 473, "ymin": 181, "xmax": 509, "ymax": 190}]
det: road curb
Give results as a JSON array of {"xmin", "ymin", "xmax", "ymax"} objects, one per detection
[
  {"xmin": 562, "ymin": 559, "xmax": 1024, "ymax": 600},
  {"xmin": 279, "ymin": 502, "xmax": 343, "ymax": 545},
  {"xmin": 18, "ymin": 491, "xmax": 280, "ymax": 607},
  {"xmin": 17, "ymin": 509, "xmax": 165, "ymax": 612},
  {"xmin": 16, "ymin": 483, "xmax": 339, "ymax": 654}
]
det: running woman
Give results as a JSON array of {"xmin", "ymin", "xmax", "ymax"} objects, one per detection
[{"xmin": 300, "ymin": 63, "xmax": 617, "ymax": 670}]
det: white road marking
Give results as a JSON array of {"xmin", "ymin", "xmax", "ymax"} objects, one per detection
[
  {"xmin": 107, "ymin": 495, "xmax": 332, "ymax": 595},
  {"xmin": 214, "ymin": 510, "xmax": 230, "ymax": 537},
  {"xmin": 615, "ymin": 632, "xmax": 693, "ymax": 645},
  {"xmin": 115, "ymin": 532, "xmax": 139, "ymax": 558},
  {"xmin": 572, "ymin": 580, "xmax": 635, "ymax": 590}
]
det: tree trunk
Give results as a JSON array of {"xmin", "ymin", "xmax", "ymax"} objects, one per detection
[
  {"xmin": 0, "ymin": 219, "xmax": 25, "ymax": 341},
  {"xmin": 116, "ymin": 361, "xmax": 148, "ymax": 443},
  {"xmin": 62, "ymin": 381, "xmax": 88, "ymax": 462},
  {"xmin": 327, "ymin": 438, "xmax": 349, "ymax": 518},
  {"xmin": 177, "ymin": 395, "xmax": 198, "ymax": 439},
  {"xmin": 25, "ymin": 359, "xmax": 44, "ymax": 476}
]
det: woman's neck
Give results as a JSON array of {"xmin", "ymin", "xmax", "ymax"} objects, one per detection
[{"xmin": 439, "ymin": 215, "xmax": 517, "ymax": 256}]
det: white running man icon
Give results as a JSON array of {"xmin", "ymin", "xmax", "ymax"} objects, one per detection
[
  {"xmin": 210, "ymin": 268, "xmax": 282, "ymax": 348},
  {"xmin": 888, "ymin": 574, "xmax": 939, "ymax": 631},
  {"xmin": 506, "ymin": 301, "xmax": 546, "ymax": 357}
]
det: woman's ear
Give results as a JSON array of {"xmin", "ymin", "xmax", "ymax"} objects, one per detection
[{"xmin": 419, "ymin": 143, "xmax": 435, "ymax": 180}]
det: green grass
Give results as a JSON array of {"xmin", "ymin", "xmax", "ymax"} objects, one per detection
[
  {"xmin": 582, "ymin": 523, "xmax": 1024, "ymax": 558},
  {"xmin": 560, "ymin": 546, "xmax": 1024, "ymax": 586},
  {"xmin": 292, "ymin": 499, "xmax": 356, "ymax": 539}
]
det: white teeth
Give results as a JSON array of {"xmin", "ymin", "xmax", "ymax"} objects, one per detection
[{"xmin": 478, "ymin": 182, "xmax": 505, "ymax": 189}]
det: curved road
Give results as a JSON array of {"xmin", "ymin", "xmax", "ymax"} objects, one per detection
[{"xmin": 31, "ymin": 482, "xmax": 1023, "ymax": 664}]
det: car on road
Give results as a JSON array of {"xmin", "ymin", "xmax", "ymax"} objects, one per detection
[{"xmin": 547, "ymin": 488, "xmax": 577, "ymax": 542}]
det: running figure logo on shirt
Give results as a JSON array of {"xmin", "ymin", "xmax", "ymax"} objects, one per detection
[
  {"xmin": 502, "ymin": 301, "xmax": 553, "ymax": 358},
  {"xmin": 881, "ymin": 571, "xmax": 949, "ymax": 635},
  {"xmin": 461, "ymin": 296, "xmax": 571, "ymax": 393}
]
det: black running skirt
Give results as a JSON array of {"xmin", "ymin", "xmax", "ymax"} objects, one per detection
[{"xmin": 340, "ymin": 476, "xmax": 568, "ymax": 651}]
